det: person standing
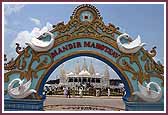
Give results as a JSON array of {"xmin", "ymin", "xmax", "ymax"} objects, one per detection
[
  {"xmin": 67, "ymin": 87, "xmax": 71, "ymax": 98},
  {"xmin": 72, "ymin": 87, "xmax": 75, "ymax": 97},
  {"xmin": 63, "ymin": 87, "xmax": 67, "ymax": 98},
  {"xmin": 79, "ymin": 87, "xmax": 83, "ymax": 98},
  {"xmin": 108, "ymin": 88, "xmax": 110, "ymax": 97}
]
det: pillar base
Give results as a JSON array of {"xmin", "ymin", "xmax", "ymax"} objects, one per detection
[
  {"xmin": 124, "ymin": 100, "xmax": 164, "ymax": 111},
  {"xmin": 4, "ymin": 99, "xmax": 44, "ymax": 111}
]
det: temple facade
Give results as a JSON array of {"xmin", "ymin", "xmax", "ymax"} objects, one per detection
[{"xmin": 58, "ymin": 59, "xmax": 122, "ymax": 89}]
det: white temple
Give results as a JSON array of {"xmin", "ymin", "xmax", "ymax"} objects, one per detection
[{"xmin": 59, "ymin": 59, "xmax": 110, "ymax": 89}]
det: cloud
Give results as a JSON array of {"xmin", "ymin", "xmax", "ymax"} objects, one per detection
[
  {"xmin": 5, "ymin": 49, "xmax": 18, "ymax": 61},
  {"xmin": 4, "ymin": 4, "xmax": 25, "ymax": 33},
  {"xmin": 10, "ymin": 22, "xmax": 53, "ymax": 48},
  {"xmin": 4, "ymin": 4, "xmax": 25, "ymax": 16},
  {"xmin": 30, "ymin": 22, "xmax": 53, "ymax": 38},
  {"xmin": 30, "ymin": 17, "xmax": 41, "ymax": 26},
  {"xmin": 10, "ymin": 31, "xmax": 32, "ymax": 48}
]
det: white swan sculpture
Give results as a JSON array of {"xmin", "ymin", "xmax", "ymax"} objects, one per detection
[
  {"xmin": 117, "ymin": 33, "xmax": 146, "ymax": 54},
  {"xmin": 26, "ymin": 32, "xmax": 55, "ymax": 52},
  {"xmin": 132, "ymin": 81, "xmax": 162, "ymax": 102},
  {"xmin": 8, "ymin": 78, "xmax": 36, "ymax": 99}
]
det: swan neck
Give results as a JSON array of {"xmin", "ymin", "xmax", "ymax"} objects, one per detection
[{"xmin": 117, "ymin": 35, "xmax": 124, "ymax": 45}]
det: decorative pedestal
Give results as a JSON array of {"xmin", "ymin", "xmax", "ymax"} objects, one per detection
[
  {"xmin": 4, "ymin": 99, "xmax": 44, "ymax": 111},
  {"xmin": 124, "ymin": 100, "xmax": 164, "ymax": 111}
]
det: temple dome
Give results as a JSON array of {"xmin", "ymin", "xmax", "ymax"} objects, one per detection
[
  {"xmin": 79, "ymin": 70, "xmax": 91, "ymax": 76},
  {"xmin": 96, "ymin": 73, "xmax": 100, "ymax": 76},
  {"xmin": 66, "ymin": 72, "xmax": 74, "ymax": 76}
]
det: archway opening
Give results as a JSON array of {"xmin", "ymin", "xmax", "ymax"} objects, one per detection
[
  {"xmin": 38, "ymin": 54, "xmax": 131, "ymax": 111},
  {"xmin": 45, "ymin": 56, "xmax": 125, "ymax": 96}
]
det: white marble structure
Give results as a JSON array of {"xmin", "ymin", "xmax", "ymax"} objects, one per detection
[{"xmin": 59, "ymin": 59, "xmax": 110, "ymax": 89}]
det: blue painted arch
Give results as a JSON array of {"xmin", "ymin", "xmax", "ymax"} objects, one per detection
[{"xmin": 37, "ymin": 52, "xmax": 131, "ymax": 100}]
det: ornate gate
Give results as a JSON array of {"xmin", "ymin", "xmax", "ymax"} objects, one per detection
[{"xmin": 4, "ymin": 4, "xmax": 164, "ymax": 111}]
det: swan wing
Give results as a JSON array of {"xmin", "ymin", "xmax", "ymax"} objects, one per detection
[
  {"xmin": 31, "ymin": 37, "xmax": 54, "ymax": 48},
  {"xmin": 138, "ymin": 82, "xmax": 149, "ymax": 96},
  {"xmin": 31, "ymin": 38, "xmax": 51, "ymax": 47},
  {"xmin": 31, "ymin": 27, "xmax": 41, "ymax": 38},
  {"xmin": 131, "ymin": 35, "xmax": 141, "ymax": 45},
  {"xmin": 28, "ymin": 39, "xmax": 54, "ymax": 52},
  {"xmin": 122, "ymin": 36, "xmax": 142, "ymax": 49},
  {"xmin": 19, "ymin": 89, "xmax": 37, "ymax": 98},
  {"xmin": 22, "ymin": 79, "xmax": 31, "ymax": 92},
  {"xmin": 40, "ymin": 27, "xmax": 48, "ymax": 34},
  {"xmin": 9, "ymin": 87, "xmax": 20, "ymax": 95},
  {"xmin": 149, "ymin": 90, "xmax": 159, "ymax": 98},
  {"xmin": 9, "ymin": 89, "xmax": 36, "ymax": 99}
]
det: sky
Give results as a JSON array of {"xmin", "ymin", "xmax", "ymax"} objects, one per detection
[
  {"xmin": 3, "ymin": 3, "xmax": 165, "ymax": 81},
  {"xmin": 49, "ymin": 56, "xmax": 120, "ymax": 81}
]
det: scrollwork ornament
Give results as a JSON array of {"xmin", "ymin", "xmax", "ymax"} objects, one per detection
[{"xmin": 16, "ymin": 43, "xmax": 24, "ymax": 55}]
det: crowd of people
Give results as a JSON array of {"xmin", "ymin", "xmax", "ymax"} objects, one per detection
[
  {"xmin": 63, "ymin": 87, "xmax": 71, "ymax": 98},
  {"xmin": 63, "ymin": 87, "xmax": 84, "ymax": 98},
  {"xmin": 62, "ymin": 87, "xmax": 114, "ymax": 98},
  {"xmin": 44, "ymin": 85, "xmax": 124, "ymax": 97}
]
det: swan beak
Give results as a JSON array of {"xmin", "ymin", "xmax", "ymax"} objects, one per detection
[
  {"xmin": 141, "ymin": 43, "xmax": 146, "ymax": 47},
  {"xmin": 31, "ymin": 89, "xmax": 37, "ymax": 93}
]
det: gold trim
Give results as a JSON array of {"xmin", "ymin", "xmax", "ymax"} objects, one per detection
[
  {"xmin": 35, "ymin": 50, "xmax": 134, "ymax": 98},
  {"xmin": 4, "ymin": 4, "xmax": 164, "ymax": 100}
]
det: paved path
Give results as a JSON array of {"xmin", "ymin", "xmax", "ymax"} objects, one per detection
[{"xmin": 44, "ymin": 95, "xmax": 125, "ymax": 111}]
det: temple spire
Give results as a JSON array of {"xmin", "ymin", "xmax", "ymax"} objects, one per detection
[
  {"xmin": 75, "ymin": 61, "xmax": 81, "ymax": 75},
  {"xmin": 103, "ymin": 65, "xmax": 110, "ymax": 87},
  {"xmin": 89, "ymin": 60, "xmax": 95, "ymax": 75},
  {"xmin": 82, "ymin": 58, "xmax": 88, "ymax": 71},
  {"xmin": 59, "ymin": 64, "xmax": 66, "ymax": 83},
  {"xmin": 60, "ymin": 64, "xmax": 66, "ymax": 77},
  {"xmin": 104, "ymin": 65, "xmax": 109, "ymax": 78}
]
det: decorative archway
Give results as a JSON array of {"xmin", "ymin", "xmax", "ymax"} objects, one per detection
[{"xmin": 4, "ymin": 4, "xmax": 164, "ymax": 111}]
